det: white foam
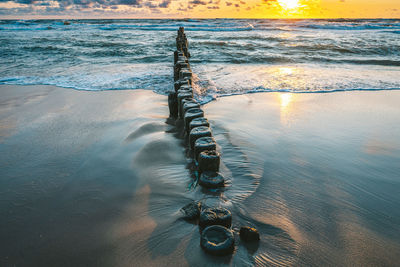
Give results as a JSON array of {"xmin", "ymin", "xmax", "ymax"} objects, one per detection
[{"xmin": 191, "ymin": 63, "xmax": 400, "ymax": 103}]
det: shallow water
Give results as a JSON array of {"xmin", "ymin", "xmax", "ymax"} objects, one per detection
[
  {"xmin": 205, "ymin": 91, "xmax": 400, "ymax": 266},
  {"xmin": 1, "ymin": 19, "xmax": 400, "ymax": 103}
]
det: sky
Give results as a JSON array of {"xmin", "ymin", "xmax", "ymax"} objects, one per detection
[{"xmin": 0, "ymin": 0, "xmax": 399, "ymax": 19}]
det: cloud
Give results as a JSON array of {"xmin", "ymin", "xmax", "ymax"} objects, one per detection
[
  {"xmin": 117, "ymin": 0, "xmax": 142, "ymax": 5},
  {"xmin": 0, "ymin": 0, "xmax": 251, "ymax": 15},
  {"xmin": 144, "ymin": 0, "xmax": 171, "ymax": 9},
  {"xmin": 262, "ymin": 0, "xmax": 278, "ymax": 6},
  {"xmin": 189, "ymin": 0, "xmax": 207, "ymax": 5},
  {"xmin": 0, "ymin": 0, "xmax": 174, "ymax": 9},
  {"xmin": 183, "ymin": 0, "xmax": 225, "ymax": 11},
  {"xmin": 0, "ymin": 0, "xmax": 181, "ymax": 15}
]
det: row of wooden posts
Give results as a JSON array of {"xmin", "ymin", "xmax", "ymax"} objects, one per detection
[
  {"xmin": 168, "ymin": 27, "xmax": 260, "ymax": 256},
  {"xmin": 168, "ymin": 27, "xmax": 222, "ymax": 180}
]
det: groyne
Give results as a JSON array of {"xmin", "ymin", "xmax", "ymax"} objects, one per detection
[{"xmin": 168, "ymin": 27, "xmax": 260, "ymax": 256}]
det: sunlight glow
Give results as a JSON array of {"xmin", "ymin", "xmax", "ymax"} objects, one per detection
[
  {"xmin": 263, "ymin": 66, "xmax": 305, "ymax": 92},
  {"xmin": 278, "ymin": 0, "xmax": 300, "ymax": 10},
  {"xmin": 278, "ymin": 93, "xmax": 295, "ymax": 126},
  {"xmin": 280, "ymin": 93, "xmax": 293, "ymax": 109},
  {"xmin": 278, "ymin": 67, "xmax": 295, "ymax": 76}
]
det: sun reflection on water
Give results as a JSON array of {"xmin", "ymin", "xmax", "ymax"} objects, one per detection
[
  {"xmin": 280, "ymin": 93, "xmax": 293, "ymax": 109},
  {"xmin": 278, "ymin": 67, "xmax": 295, "ymax": 76},
  {"xmin": 279, "ymin": 93, "xmax": 295, "ymax": 125},
  {"xmin": 262, "ymin": 66, "xmax": 306, "ymax": 91}
]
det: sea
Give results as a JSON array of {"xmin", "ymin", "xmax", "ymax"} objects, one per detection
[{"xmin": 0, "ymin": 19, "xmax": 399, "ymax": 103}]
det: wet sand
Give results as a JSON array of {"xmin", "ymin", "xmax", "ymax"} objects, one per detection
[{"xmin": 0, "ymin": 85, "xmax": 399, "ymax": 266}]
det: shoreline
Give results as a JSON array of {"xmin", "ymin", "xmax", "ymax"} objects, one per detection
[{"xmin": 2, "ymin": 82, "xmax": 400, "ymax": 104}]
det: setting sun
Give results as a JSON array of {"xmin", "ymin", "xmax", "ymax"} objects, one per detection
[{"xmin": 278, "ymin": 0, "xmax": 301, "ymax": 10}]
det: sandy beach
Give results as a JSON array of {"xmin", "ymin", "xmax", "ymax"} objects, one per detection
[{"xmin": 1, "ymin": 84, "xmax": 399, "ymax": 266}]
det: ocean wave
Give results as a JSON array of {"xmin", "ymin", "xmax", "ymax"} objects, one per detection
[
  {"xmin": 98, "ymin": 25, "xmax": 254, "ymax": 32},
  {"xmin": 298, "ymin": 22, "xmax": 400, "ymax": 31},
  {"xmin": 193, "ymin": 40, "xmax": 228, "ymax": 46},
  {"xmin": 186, "ymin": 26, "xmax": 254, "ymax": 32},
  {"xmin": 188, "ymin": 54, "xmax": 400, "ymax": 66},
  {"xmin": 283, "ymin": 44, "xmax": 400, "ymax": 57},
  {"xmin": 19, "ymin": 45, "xmax": 71, "ymax": 53},
  {"xmin": 189, "ymin": 38, "xmax": 399, "ymax": 57},
  {"xmin": 4, "ymin": 19, "xmax": 400, "ymax": 32},
  {"xmin": 0, "ymin": 71, "xmax": 172, "ymax": 93},
  {"xmin": 309, "ymin": 57, "xmax": 400, "ymax": 66},
  {"xmin": 0, "ymin": 26, "xmax": 54, "ymax": 31}
]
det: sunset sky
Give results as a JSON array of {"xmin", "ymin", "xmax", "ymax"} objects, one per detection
[{"xmin": 0, "ymin": 0, "xmax": 399, "ymax": 19}]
